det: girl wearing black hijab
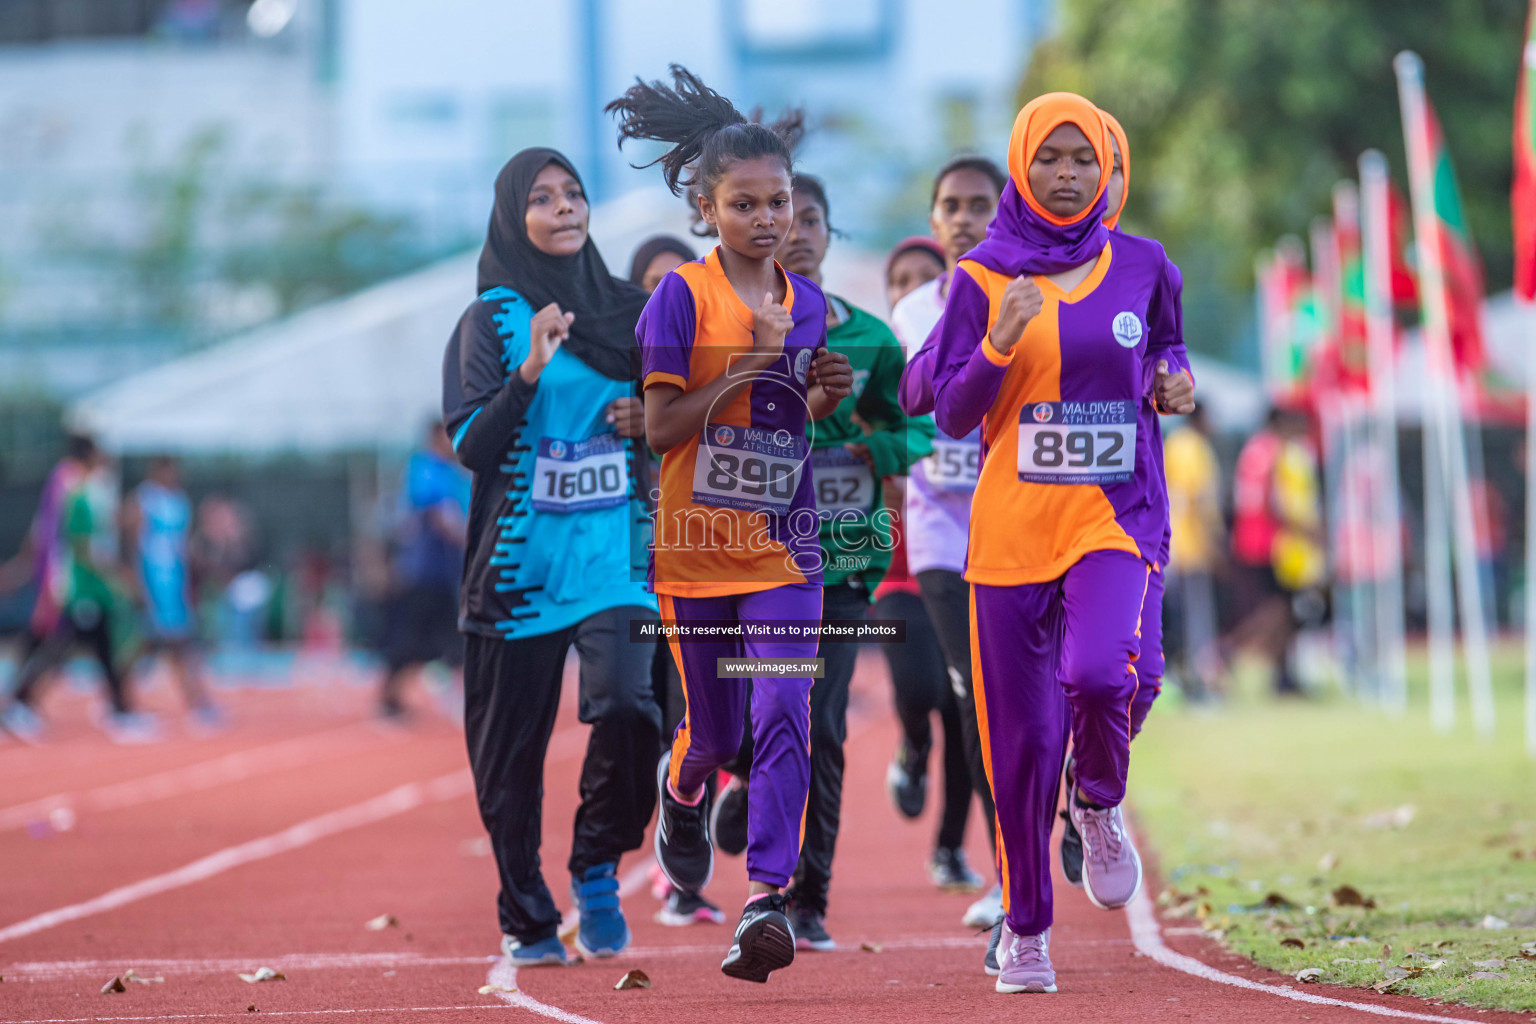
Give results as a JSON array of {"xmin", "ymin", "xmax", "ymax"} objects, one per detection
[{"xmin": 443, "ymin": 148, "xmax": 662, "ymax": 967}]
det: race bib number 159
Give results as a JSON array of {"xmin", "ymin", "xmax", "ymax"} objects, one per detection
[{"xmin": 1016, "ymin": 401, "xmax": 1136, "ymax": 485}]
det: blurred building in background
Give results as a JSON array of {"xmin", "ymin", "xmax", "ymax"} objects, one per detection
[{"xmin": 0, "ymin": 0, "xmax": 1052, "ymax": 398}]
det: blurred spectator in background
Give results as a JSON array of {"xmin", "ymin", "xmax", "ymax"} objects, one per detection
[
  {"xmin": 378, "ymin": 421, "xmax": 468, "ymax": 720},
  {"xmin": 3, "ymin": 440, "xmax": 159, "ymax": 743},
  {"xmin": 1227, "ymin": 406, "xmax": 1325, "ymax": 695},
  {"xmin": 1468, "ymin": 473, "xmax": 1507, "ymax": 628},
  {"xmin": 123, "ymin": 456, "xmax": 221, "ymax": 727},
  {"xmin": 1163, "ymin": 404, "xmax": 1226, "ymax": 697},
  {"xmin": 627, "ymin": 236, "xmax": 695, "ymax": 293},
  {"xmin": 193, "ymin": 495, "xmax": 262, "ymax": 651}
]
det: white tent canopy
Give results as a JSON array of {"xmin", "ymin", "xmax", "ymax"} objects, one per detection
[
  {"xmin": 71, "ymin": 182, "xmax": 1265, "ymax": 454},
  {"xmin": 70, "ymin": 187, "xmax": 897, "ymax": 456}
]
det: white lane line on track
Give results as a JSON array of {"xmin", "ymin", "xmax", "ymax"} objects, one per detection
[
  {"xmin": 482, "ymin": 858, "xmax": 655, "ymax": 1024},
  {"xmin": 1, "ymin": 1006, "xmax": 522, "ymax": 1023},
  {"xmin": 0, "ymin": 770, "xmax": 475, "ymax": 944},
  {"xmin": 3, "ymin": 932, "xmax": 987, "ymax": 982},
  {"xmin": 0, "ymin": 720, "xmax": 592, "ymax": 946},
  {"xmin": 1126, "ymin": 876, "xmax": 1491, "ymax": 1023},
  {"xmin": 0, "ymin": 722, "xmax": 388, "ymax": 833}
]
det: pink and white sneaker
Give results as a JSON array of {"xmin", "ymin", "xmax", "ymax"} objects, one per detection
[
  {"xmin": 1068, "ymin": 796, "xmax": 1143, "ymax": 910},
  {"xmin": 995, "ymin": 922, "xmax": 1056, "ymax": 994}
]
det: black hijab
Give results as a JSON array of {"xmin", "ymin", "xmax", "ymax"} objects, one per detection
[
  {"xmin": 477, "ymin": 148, "xmax": 649, "ymax": 382},
  {"xmin": 628, "ymin": 235, "xmax": 697, "ymax": 287}
]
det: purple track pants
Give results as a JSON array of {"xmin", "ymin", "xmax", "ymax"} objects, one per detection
[
  {"xmin": 971, "ymin": 549, "xmax": 1151, "ymax": 935},
  {"xmin": 659, "ymin": 582, "xmax": 822, "ymax": 887}
]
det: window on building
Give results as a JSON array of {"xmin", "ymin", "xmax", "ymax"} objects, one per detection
[{"xmin": 0, "ymin": 0, "xmax": 254, "ymax": 46}]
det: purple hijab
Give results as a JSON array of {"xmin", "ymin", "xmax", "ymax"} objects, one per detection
[{"xmin": 963, "ymin": 179, "xmax": 1109, "ymax": 278}]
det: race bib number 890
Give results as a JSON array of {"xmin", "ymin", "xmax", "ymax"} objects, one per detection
[
  {"xmin": 692, "ymin": 422, "xmax": 806, "ymax": 515},
  {"xmin": 1017, "ymin": 401, "xmax": 1136, "ymax": 486}
]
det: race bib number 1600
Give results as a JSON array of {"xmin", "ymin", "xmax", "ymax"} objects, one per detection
[{"xmin": 1016, "ymin": 401, "xmax": 1136, "ymax": 486}]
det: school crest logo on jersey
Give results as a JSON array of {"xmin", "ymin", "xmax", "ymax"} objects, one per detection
[
  {"xmin": 1033, "ymin": 403, "xmax": 1054, "ymax": 423},
  {"xmin": 713, "ymin": 425, "xmax": 736, "ymax": 447},
  {"xmin": 1112, "ymin": 312, "xmax": 1143, "ymax": 348},
  {"xmin": 548, "ymin": 440, "xmax": 567, "ymax": 459},
  {"xmin": 793, "ymin": 348, "xmax": 814, "ymax": 384}
]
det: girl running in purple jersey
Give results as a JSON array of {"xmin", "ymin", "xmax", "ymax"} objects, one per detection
[
  {"xmin": 607, "ymin": 65, "xmax": 852, "ymax": 984},
  {"xmin": 928, "ymin": 92, "xmax": 1193, "ymax": 994}
]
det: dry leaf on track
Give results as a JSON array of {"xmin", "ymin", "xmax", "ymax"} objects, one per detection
[
  {"xmin": 238, "ymin": 968, "xmax": 286, "ymax": 983},
  {"xmin": 1295, "ymin": 968, "xmax": 1323, "ymax": 983},
  {"xmin": 123, "ymin": 969, "xmax": 163, "ymax": 985},
  {"xmin": 1330, "ymin": 885, "xmax": 1375, "ymax": 909},
  {"xmin": 860, "ymin": 942, "xmax": 883, "ymax": 953},
  {"xmin": 247, "ymin": 1005, "xmax": 258, "ymax": 1013},
  {"xmin": 364, "ymin": 914, "xmax": 399, "ymax": 931},
  {"xmin": 100, "ymin": 976, "xmax": 127, "ymax": 994},
  {"xmin": 614, "ymin": 969, "xmax": 651, "ymax": 991},
  {"xmin": 478, "ymin": 984, "xmax": 516, "ymax": 995}
]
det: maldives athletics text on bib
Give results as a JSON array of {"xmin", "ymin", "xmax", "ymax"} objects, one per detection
[
  {"xmin": 531, "ymin": 434, "xmax": 629, "ymax": 512},
  {"xmin": 692, "ymin": 422, "xmax": 807, "ymax": 515},
  {"xmin": 1016, "ymin": 400, "xmax": 1136, "ymax": 486}
]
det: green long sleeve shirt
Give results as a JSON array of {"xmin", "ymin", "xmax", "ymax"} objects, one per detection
[{"xmin": 810, "ymin": 296, "xmax": 935, "ymax": 593}]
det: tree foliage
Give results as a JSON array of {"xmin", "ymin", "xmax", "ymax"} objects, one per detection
[{"xmin": 1023, "ymin": 0, "xmax": 1526, "ymax": 294}]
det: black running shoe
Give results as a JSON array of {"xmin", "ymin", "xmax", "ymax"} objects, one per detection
[
  {"xmin": 928, "ymin": 846, "xmax": 985, "ymax": 891},
  {"xmin": 1059, "ymin": 757, "xmax": 1084, "ymax": 888},
  {"xmin": 654, "ymin": 753, "xmax": 714, "ymax": 894},
  {"xmin": 721, "ymin": 893, "xmax": 796, "ymax": 982},
  {"xmin": 984, "ymin": 916, "xmax": 1003, "ymax": 976},
  {"xmin": 786, "ymin": 902, "xmax": 835, "ymax": 951},
  {"xmin": 885, "ymin": 740, "xmax": 929, "ymax": 819},
  {"xmin": 710, "ymin": 774, "xmax": 750, "ymax": 857}
]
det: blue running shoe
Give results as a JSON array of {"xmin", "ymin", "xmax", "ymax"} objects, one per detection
[
  {"xmin": 500, "ymin": 934, "xmax": 568, "ymax": 967},
  {"xmin": 570, "ymin": 863, "xmax": 630, "ymax": 958}
]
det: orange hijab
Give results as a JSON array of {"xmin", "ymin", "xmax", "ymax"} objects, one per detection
[
  {"xmin": 1101, "ymin": 110, "xmax": 1130, "ymax": 230},
  {"xmin": 968, "ymin": 92, "xmax": 1112, "ymax": 277}
]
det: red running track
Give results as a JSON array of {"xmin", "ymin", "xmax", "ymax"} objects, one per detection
[{"xmin": 0, "ymin": 653, "xmax": 1525, "ymax": 1024}]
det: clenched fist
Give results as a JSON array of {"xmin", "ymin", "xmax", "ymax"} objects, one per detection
[
  {"xmin": 1153, "ymin": 360, "xmax": 1195, "ymax": 415},
  {"xmin": 990, "ymin": 277, "xmax": 1044, "ymax": 356},
  {"xmin": 753, "ymin": 291, "xmax": 793, "ymax": 359},
  {"xmin": 520, "ymin": 302, "xmax": 575, "ymax": 383},
  {"xmin": 808, "ymin": 347, "xmax": 853, "ymax": 400}
]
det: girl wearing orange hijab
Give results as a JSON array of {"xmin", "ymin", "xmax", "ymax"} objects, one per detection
[{"xmin": 929, "ymin": 93, "xmax": 1194, "ymax": 994}]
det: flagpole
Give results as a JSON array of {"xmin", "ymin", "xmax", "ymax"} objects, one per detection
[
  {"xmin": 1396, "ymin": 50, "xmax": 1498, "ymax": 738},
  {"xmin": 1518, "ymin": 6, "xmax": 1536, "ymax": 757},
  {"xmin": 1526, "ymin": 290, "xmax": 1536, "ymax": 754},
  {"xmin": 1359, "ymin": 150, "xmax": 1410, "ymax": 715},
  {"xmin": 1312, "ymin": 217, "xmax": 1355, "ymax": 690}
]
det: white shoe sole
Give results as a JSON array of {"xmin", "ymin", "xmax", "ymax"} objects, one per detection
[{"xmin": 996, "ymin": 979, "xmax": 1057, "ymax": 993}]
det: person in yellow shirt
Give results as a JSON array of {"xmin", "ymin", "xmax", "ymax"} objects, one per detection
[{"xmin": 1163, "ymin": 405, "xmax": 1225, "ymax": 696}]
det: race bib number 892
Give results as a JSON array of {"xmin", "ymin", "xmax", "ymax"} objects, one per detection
[{"xmin": 1016, "ymin": 401, "xmax": 1136, "ymax": 486}]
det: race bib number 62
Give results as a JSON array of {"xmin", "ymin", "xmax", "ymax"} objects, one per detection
[{"xmin": 1017, "ymin": 401, "xmax": 1136, "ymax": 485}]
